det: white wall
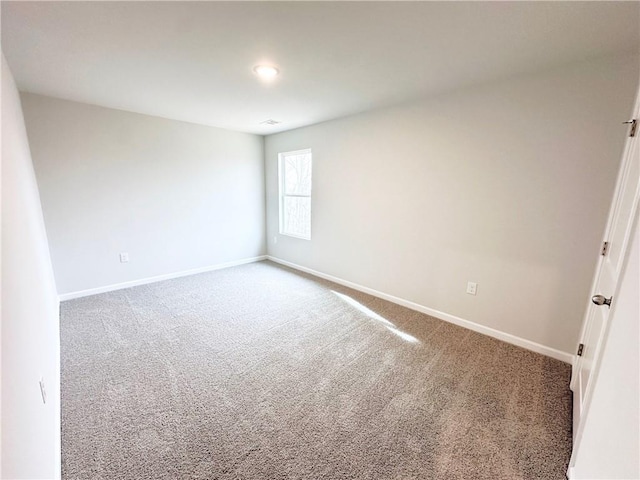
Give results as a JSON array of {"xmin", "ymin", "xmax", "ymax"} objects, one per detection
[
  {"xmin": 1, "ymin": 55, "xmax": 61, "ymax": 480},
  {"xmin": 571, "ymin": 210, "xmax": 639, "ymax": 479},
  {"xmin": 265, "ymin": 54, "xmax": 639, "ymax": 356},
  {"xmin": 20, "ymin": 94, "xmax": 266, "ymax": 295}
]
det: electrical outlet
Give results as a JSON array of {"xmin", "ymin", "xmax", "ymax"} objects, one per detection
[
  {"xmin": 39, "ymin": 378, "xmax": 47, "ymax": 404},
  {"xmin": 466, "ymin": 282, "xmax": 478, "ymax": 295},
  {"xmin": 119, "ymin": 252, "xmax": 129, "ymax": 263},
  {"xmin": 273, "ymin": 236, "xmax": 278, "ymax": 244}
]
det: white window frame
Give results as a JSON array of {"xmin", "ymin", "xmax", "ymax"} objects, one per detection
[{"xmin": 278, "ymin": 148, "xmax": 312, "ymax": 240}]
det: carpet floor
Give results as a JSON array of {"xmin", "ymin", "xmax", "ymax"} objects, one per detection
[{"xmin": 61, "ymin": 260, "xmax": 572, "ymax": 480}]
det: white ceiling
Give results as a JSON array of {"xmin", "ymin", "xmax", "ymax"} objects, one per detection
[{"xmin": 2, "ymin": 1, "xmax": 638, "ymax": 135}]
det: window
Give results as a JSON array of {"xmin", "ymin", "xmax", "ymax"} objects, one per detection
[{"xmin": 279, "ymin": 149, "xmax": 312, "ymax": 239}]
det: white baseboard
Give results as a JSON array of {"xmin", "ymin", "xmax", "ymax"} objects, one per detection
[
  {"xmin": 267, "ymin": 256, "xmax": 573, "ymax": 364},
  {"xmin": 58, "ymin": 255, "xmax": 267, "ymax": 301}
]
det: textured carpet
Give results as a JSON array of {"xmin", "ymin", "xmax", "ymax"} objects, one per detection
[{"xmin": 61, "ymin": 260, "xmax": 572, "ymax": 480}]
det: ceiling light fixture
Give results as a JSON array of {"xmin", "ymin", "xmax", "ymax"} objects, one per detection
[{"xmin": 253, "ymin": 65, "xmax": 279, "ymax": 80}]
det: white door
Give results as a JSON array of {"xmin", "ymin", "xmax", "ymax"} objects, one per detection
[{"xmin": 569, "ymin": 89, "xmax": 640, "ymax": 461}]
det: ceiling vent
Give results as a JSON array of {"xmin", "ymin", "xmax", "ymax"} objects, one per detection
[{"xmin": 260, "ymin": 119, "xmax": 281, "ymax": 125}]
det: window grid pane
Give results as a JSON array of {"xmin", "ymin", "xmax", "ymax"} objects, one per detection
[
  {"xmin": 284, "ymin": 154, "xmax": 312, "ymax": 196},
  {"xmin": 283, "ymin": 196, "xmax": 311, "ymax": 238}
]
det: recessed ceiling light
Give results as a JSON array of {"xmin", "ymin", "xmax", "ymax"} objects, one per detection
[{"xmin": 253, "ymin": 65, "xmax": 279, "ymax": 80}]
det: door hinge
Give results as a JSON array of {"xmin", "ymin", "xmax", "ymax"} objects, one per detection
[
  {"xmin": 624, "ymin": 119, "xmax": 637, "ymax": 137},
  {"xmin": 601, "ymin": 241, "xmax": 609, "ymax": 256},
  {"xmin": 577, "ymin": 343, "xmax": 584, "ymax": 357}
]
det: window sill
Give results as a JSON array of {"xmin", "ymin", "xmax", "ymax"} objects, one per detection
[{"xmin": 279, "ymin": 232, "xmax": 311, "ymax": 241}]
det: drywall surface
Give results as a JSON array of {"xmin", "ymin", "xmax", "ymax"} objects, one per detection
[
  {"xmin": 1, "ymin": 55, "xmax": 61, "ymax": 479},
  {"xmin": 265, "ymin": 55, "xmax": 639, "ymax": 354},
  {"xmin": 571, "ymin": 212, "xmax": 639, "ymax": 479},
  {"xmin": 21, "ymin": 94, "xmax": 265, "ymax": 294}
]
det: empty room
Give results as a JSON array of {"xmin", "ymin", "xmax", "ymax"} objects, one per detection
[{"xmin": 1, "ymin": 1, "xmax": 639, "ymax": 479}]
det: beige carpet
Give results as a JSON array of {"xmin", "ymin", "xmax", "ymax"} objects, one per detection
[{"xmin": 61, "ymin": 260, "xmax": 572, "ymax": 479}]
